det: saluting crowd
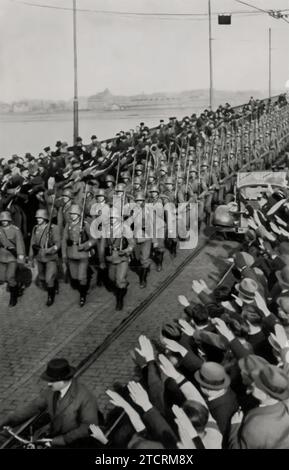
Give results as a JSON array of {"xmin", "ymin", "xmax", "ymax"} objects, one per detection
[{"xmin": 1, "ymin": 94, "xmax": 289, "ymax": 449}]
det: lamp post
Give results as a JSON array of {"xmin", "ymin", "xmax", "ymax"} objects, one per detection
[
  {"xmin": 268, "ymin": 27, "xmax": 272, "ymax": 98},
  {"xmin": 208, "ymin": 0, "xmax": 213, "ymax": 110},
  {"xmin": 73, "ymin": 0, "xmax": 79, "ymax": 144}
]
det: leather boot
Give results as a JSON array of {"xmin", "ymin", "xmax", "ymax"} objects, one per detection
[
  {"xmin": 79, "ymin": 284, "xmax": 87, "ymax": 307},
  {"xmin": 116, "ymin": 287, "xmax": 127, "ymax": 311},
  {"xmin": 54, "ymin": 279, "xmax": 59, "ymax": 295},
  {"xmin": 97, "ymin": 268, "xmax": 105, "ymax": 287},
  {"xmin": 46, "ymin": 287, "xmax": 55, "ymax": 307},
  {"xmin": 9, "ymin": 286, "xmax": 18, "ymax": 307},
  {"xmin": 70, "ymin": 278, "xmax": 79, "ymax": 290},
  {"xmin": 139, "ymin": 267, "xmax": 149, "ymax": 288},
  {"xmin": 171, "ymin": 240, "xmax": 177, "ymax": 257},
  {"xmin": 156, "ymin": 251, "xmax": 164, "ymax": 272}
]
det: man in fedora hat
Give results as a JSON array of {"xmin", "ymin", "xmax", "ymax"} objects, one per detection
[
  {"xmin": 0, "ymin": 358, "xmax": 100, "ymax": 448},
  {"xmin": 229, "ymin": 364, "xmax": 289, "ymax": 448},
  {"xmin": 194, "ymin": 362, "xmax": 239, "ymax": 440}
]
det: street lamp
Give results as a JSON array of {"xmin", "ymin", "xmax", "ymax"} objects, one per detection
[
  {"xmin": 208, "ymin": 0, "xmax": 213, "ymax": 110},
  {"xmin": 73, "ymin": 0, "xmax": 79, "ymax": 144}
]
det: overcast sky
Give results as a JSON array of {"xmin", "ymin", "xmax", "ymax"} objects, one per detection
[{"xmin": 1, "ymin": 0, "xmax": 289, "ymax": 101}]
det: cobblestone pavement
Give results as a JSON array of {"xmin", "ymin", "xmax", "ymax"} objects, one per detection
[{"xmin": 0, "ymin": 231, "xmax": 239, "ymax": 419}]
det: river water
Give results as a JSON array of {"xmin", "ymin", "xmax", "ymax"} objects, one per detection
[{"xmin": 0, "ymin": 106, "xmax": 201, "ymax": 157}]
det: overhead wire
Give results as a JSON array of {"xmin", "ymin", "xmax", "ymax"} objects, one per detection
[{"xmin": 8, "ymin": 0, "xmax": 289, "ymax": 21}]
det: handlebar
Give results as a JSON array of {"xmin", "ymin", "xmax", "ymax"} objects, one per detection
[{"xmin": 3, "ymin": 427, "xmax": 51, "ymax": 448}]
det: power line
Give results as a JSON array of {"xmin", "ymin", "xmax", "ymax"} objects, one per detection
[
  {"xmin": 235, "ymin": 0, "xmax": 289, "ymax": 25},
  {"xmin": 235, "ymin": 0, "xmax": 270, "ymax": 15},
  {"xmin": 8, "ymin": 0, "xmax": 289, "ymax": 20}
]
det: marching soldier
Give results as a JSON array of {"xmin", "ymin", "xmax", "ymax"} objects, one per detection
[
  {"xmin": 162, "ymin": 177, "xmax": 178, "ymax": 256},
  {"xmin": 105, "ymin": 210, "xmax": 135, "ymax": 310},
  {"xmin": 0, "ymin": 211, "xmax": 26, "ymax": 307},
  {"xmin": 132, "ymin": 191, "xmax": 152, "ymax": 288},
  {"xmin": 29, "ymin": 209, "xmax": 61, "ymax": 307},
  {"xmin": 130, "ymin": 177, "xmax": 143, "ymax": 200},
  {"xmin": 147, "ymin": 185, "xmax": 165, "ymax": 271},
  {"xmin": 89, "ymin": 189, "xmax": 108, "ymax": 287},
  {"xmin": 62, "ymin": 204, "xmax": 97, "ymax": 307},
  {"xmin": 104, "ymin": 174, "xmax": 115, "ymax": 205}
]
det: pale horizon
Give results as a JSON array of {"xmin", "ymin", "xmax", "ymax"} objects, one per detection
[{"xmin": 1, "ymin": 0, "xmax": 289, "ymax": 102}]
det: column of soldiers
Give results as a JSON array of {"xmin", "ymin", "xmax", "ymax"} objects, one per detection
[{"xmin": 0, "ymin": 95, "xmax": 289, "ymax": 310}]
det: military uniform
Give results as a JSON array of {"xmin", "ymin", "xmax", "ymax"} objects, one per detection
[
  {"xmin": 29, "ymin": 210, "xmax": 61, "ymax": 306},
  {"xmin": 62, "ymin": 205, "xmax": 97, "ymax": 306},
  {"xmin": 105, "ymin": 220, "xmax": 135, "ymax": 310},
  {"xmin": 132, "ymin": 192, "xmax": 152, "ymax": 287},
  {"xmin": 147, "ymin": 186, "xmax": 165, "ymax": 271},
  {"xmin": 0, "ymin": 211, "xmax": 25, "ymax": 306}
]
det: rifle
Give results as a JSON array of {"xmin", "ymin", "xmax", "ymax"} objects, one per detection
[
  {"xmin": 208, "ymin": 134, "xmax": 216, "ymax": 187},
  {"xmin": 45, "ymin": 192, "xmax": 56, "ymax": 249},
  {"xmin": 131, "ymin": 151, "xmax": 137, "ymax": 189},
  {"xmin": 78, "ymin": 183, "xmax": 88, "ymax": 245},
  {"xmin": 115, "ymin": 153, "xmax": 121, "ymax": 186}
]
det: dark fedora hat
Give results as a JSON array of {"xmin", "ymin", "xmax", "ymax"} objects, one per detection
[
  {"xmin": 251, "ymin": 365, "xmax": 289, "ymax": 400},
  {"xmin": 194, "ymin": 362, "xmax": 230, "ymax": 390},
  {"xmin": 41, "ymin": 358, "xmax": 76, "ymax": 382}
]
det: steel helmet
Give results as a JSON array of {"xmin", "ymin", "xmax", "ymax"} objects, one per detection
[
  {"xmin": 69, "ymin": 204, "xmax": 81, "ymax": 216},
  {"xmin": 62, "ymin": 189, "xmax": 72, "ymax": 199},
  {"xmin": 105, "ymin": 174, "xmax": 115, "ymax": 183},
  {"xmin": 148, "ymin": 170, "xmax": 156, "ymax": 177},
  {"xmin": 135, "ymin": 191, "xmax": 146, "ymax": 201},
  {"xmin": 148, "ymin": 185, "xmax": 159, "ymax": 193},
  {"xmin": 165, "ymin": 177, "xmax": 175, "ymax": 185},
  {"xmin": 35, "ymin": 209, "xmax": 49, "ymax": 220},
  {"xmin": 133, "ymin": 177, "xmax": 142, "ymax": 186},
  {"xmin": 115, "ymin": 183, "xmax": 126, "ymax": 192},
  {"xmin": 0, "ymin": 211, "xmax": 12, "ymax": 222},
  {"xmin": 189, "ymin": 166, "xmax": 198, "ymax": 173},
  {"xmin": 135, "ymin": 164, "xmax": 144, "ymax": 171},
  {"xmin": 94, "ymin": 189, "xmax": 106, "ymax": 198},
  {"xmin": 120, "ymin": 171, "xmax": 130, "ymax": 179},
  {"xmin": 159, "ymin": 165, "xmax": 168, "ymax": 174},
  {"xmin": 213, "ymin": 205, "xmax": 234, "ymax": 227}
]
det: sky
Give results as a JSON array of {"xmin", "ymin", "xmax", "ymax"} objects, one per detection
[{"xmin": 1, "ymin": 0, "xmax": 289, "ymax": 101}]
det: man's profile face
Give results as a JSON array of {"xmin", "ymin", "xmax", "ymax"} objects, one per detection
[{"xmin": 48, "ymin": 381, "xmax": 67, "ymax": 392}]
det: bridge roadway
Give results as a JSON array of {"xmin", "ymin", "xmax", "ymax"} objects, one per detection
[{"xmin": 0, "ymin": 233, "xmax": 239, "ymax": 417}]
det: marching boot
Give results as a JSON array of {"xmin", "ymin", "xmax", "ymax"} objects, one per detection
[
  {"xmin": 54, "ymin": 279, "xmax": 59, "ymax": 295},
  {"xmin": 46, "ymin": 287, "xmax": 55, "ymax": 307},
  {"xmin": 70, "ymin": 278, "xmax": 79, "ymax": 290},
  {"xmin": 139, "ymin": 267, "xmax": 149, "ymax": 288},
  {"xmin": 156, "ymin": 251, "xmax": 164, "ymax": 272},
  {"xmin": 171, "ymin": 240, "xmax": 177, "ymax": 257},
  {"xmin": 97, "ymin": 268, "xmax": 105, "ymax": 287},
  {"xmin": 79, "ymin": 284, "xmax": 87, "ymax": 307},
  {"xmin": 116, "ymin": 287, "xmax": 127, "ymax": 311},
  {"xmin": 9, "ymin": 286, "xmax": 18, "ymax": 307}
]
